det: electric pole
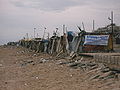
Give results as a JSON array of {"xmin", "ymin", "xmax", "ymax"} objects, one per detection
[
  {"xmin": 26, "ymin": 33, "xmax": 29, "ymax": 40},
  {"xmin": 93, "ymin": 20, "xmax": 95, "ymax": 32},
  {"xmin": 43, "ymin": 27, "xmax": 46, "ymax": 39},
  {"xmin": 111, "ymin": 11, "xmax": 114, "ymax": 34},
  {"xmin": 37, "ymin": 33, "xmax": 39, "ymax": 38},
  {"xmin": 108, "ymin": 11, "xmax": 114, "ymax": 51},
  {"xmin": 34, "ymin": 28, "xmax": 36, "ymax": 38},
  {"xmin": 111, "ymin": 11, "xmax": 114, "ymax": 51}
]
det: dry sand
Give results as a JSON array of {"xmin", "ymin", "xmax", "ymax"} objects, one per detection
[{"xmin": 0, "ymin": 46, "xmax": 120, "ymax": 90}]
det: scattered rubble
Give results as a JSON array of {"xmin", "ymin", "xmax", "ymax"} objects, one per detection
[
  {"xmin": 56, "ymin": 56, "xmax": 120, "ymax": 82},
  {"xmin": 20, "ymin": 60, "xmax": 34, "ymax": 66},
  {"xmin": 0, "ymin": 64, "xmax": 3, "ymax": 67},
  {"xmin": 0, "ymin": 45, "xmax": 120, "ymax": 90}
]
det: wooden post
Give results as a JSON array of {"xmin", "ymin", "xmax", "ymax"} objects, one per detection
[
  {"xmin": 51, "ymin": 38, "xmax": 55, "ymax": 54},
  {"xmin": 26, "ymin": 33, "xmax": 29, "ymax": 40},
  {"xmin": 63, "ymin": 25, "xmax": 65, "ymax": 34},
  {"xmin": 82, "ymin": 22, "xmax": 85, "ymax": 31}
]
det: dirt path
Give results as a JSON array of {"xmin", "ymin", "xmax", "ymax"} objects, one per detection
[{"xmin": 0, "ymin": 46, "xmax": 120, "ymax": 90}]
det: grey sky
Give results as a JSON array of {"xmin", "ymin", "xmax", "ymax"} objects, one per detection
[{"xmin": 0, "ymin": 0, "xmax": 120, "ymax": 45}]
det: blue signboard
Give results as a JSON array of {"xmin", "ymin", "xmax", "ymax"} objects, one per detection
[{"xmin": 84, "ymin": 35, "xmax": 109, "ymax": 45}]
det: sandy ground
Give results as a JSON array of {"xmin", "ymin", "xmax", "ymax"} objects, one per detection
[{"xmin": 0, "ymin": 46, "xmax": 120, "ymax": 90}]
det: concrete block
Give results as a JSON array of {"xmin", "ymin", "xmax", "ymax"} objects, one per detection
[
  {"xmin": 115, "ymin": 57, "xmax": 118, "ymax": 65},
  {"xmin": 99, "ymin": 54, "xmax": 102, "ymax": 63},
  {"xmin": 118, "ymin": 57, "xmax": 120, "ymax": 65},
  {"xmin": 107, "ymin": 56, "xmax": 111, "ymax": 64},
  {"xmin": 111, "ymin": 56, "xmax": 115, "ymax": 65},
  {"xmin": 110, "ymin": 56, "xmax": 113, "ymax": 64}
]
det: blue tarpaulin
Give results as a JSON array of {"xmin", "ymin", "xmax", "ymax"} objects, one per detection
[{"xmin": 84, "ymin": 35, "xmax": 109, "ymax": 45}]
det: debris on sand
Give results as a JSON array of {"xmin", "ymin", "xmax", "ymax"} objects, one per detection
[
  {"xmin": 20, "ymin": 60, "xmax": 34, "ymax": 66},
  {"xmin": 1, "ymin": 46, "xmax": 120, "ymax": 90},
  {"xmin": 0, "ymin": 64, "xmax": 3, "ymax": 67},
  {"xmin": 57, "ymin": 56, "xmax": 120, "ymax": 83}
]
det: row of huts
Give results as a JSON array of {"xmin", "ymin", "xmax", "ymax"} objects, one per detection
[{"xmin": 17, "ymin": 30, "xmax": 113, "ymax": 56}]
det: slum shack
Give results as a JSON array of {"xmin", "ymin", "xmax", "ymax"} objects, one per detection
[
  {"xmin": 7, "ymin": 42, "xmax": 18, "ymax": 46},
  {"xmin": 116, "ymin": 34, "xmax": 120, "ymax": 44},
  {"xmin": 19, "ymin": 38, "xmax": 34, "ymax": 49},
  {"xmin": 82, "ymin": 33, "xmax": 113, "ymax": 52},
  {"xmin": 30, "ymin": 38, "xmax": 42, "ymax": 52},
  {"xmin": 116, "ymin": 38, "xmax": 120, "ymax": 44},
  {"xmin": 18, "ymin": 30, "xmax": 113, "ymax": 54},
  {"xmin": 28, "ymin": 38, "xmax": 49, "ymax": 53}
]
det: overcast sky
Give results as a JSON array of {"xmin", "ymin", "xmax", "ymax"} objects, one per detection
[{"xmin": 0, "ymin": 0, "xmax": 120, "ymax": 45}]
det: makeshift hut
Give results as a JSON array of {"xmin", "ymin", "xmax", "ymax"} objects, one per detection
[{"xmin": 83, "ymin": 33, "xmax": 113, "ymax": 52}]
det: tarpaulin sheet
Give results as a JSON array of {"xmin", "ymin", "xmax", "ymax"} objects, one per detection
[{"xmin": 84, "ymin": 35, "xmax": 109, "ymax": 45}]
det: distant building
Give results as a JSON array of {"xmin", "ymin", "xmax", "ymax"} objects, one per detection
[{"xmin": 93, "ymin": 24, "xmax": 120, "ymax": 38}]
